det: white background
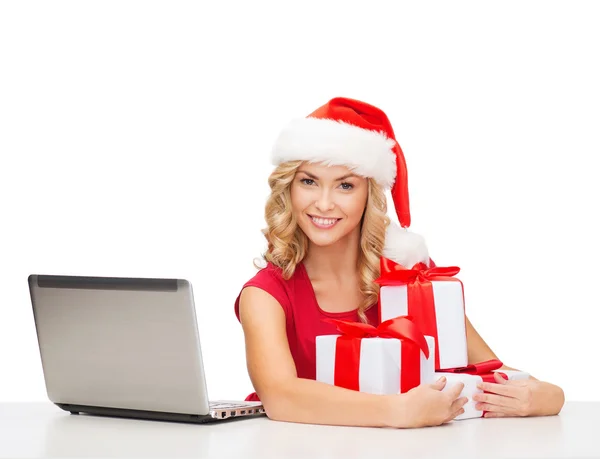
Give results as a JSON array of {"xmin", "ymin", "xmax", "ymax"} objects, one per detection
[{"xmin": 1, "ymin": 1, "xmax": 599, "ymax": 403}]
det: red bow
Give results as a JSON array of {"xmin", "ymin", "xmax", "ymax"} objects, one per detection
[
  {"xmin": 440, "ymin": 359, "xmax": 504, "ymax": 377},
  {"xmin": 324, "ymin": 315, "xmax": 430, "ymax": 358},
  {"xmin": 375, "ymin": 257, "xmax": 460, "ymax": 286},
  {"xmin": 324, "ymin": 316, "xmax": 429, "ymax": 393}
]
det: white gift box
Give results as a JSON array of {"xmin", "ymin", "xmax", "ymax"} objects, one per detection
[
  {"xmin": 380, "ymin": 280, "xmax": 468, "ymax": 370},
  {"xmin": 316, "ymin": 335, "xmax": 436, "ymax": 395},
  {"xmin": 435, "ymin": 369, "xmax": 531, "ymax": 420}
]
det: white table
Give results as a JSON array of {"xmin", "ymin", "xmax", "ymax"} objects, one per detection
[{"xmin": 0, "ymin": 402, "xmax": 597, "ymax": 458}]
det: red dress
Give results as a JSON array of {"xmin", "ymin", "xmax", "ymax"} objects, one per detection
[{"xmin": 234, "ymin": 261, "xmax": 379, "ymax": 401}]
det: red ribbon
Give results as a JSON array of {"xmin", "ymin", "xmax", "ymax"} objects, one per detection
[
  {"xmin": 375, "ymin": 257, "xmax": 462, "ymax": 370},
  {"xmin": 439, "ymin": 359, "xmax": 504, "ymax": 383},
  {"xmin": 324, "ymin": 316, "xmax": 429, "ymax": 394}
]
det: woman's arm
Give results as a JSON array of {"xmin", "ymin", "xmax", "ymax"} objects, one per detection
[
  {"xmin": 239, "ymin": 286, "xmax": 397, "ymax": 427},
  {"xmin": 465, "ymin": 315, "xmax": 565, "ymax": 416},
  {"xmin": 239, "ymin": 287, "xmax": 465, "ymax": 428},
  {"xmin": 466, "ymin": 316, "xmax": 520, "ymax": 371}
]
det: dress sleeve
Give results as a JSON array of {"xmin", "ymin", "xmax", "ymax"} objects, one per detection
[{"xmin": 234, "ymin": 267, "xmax": 291, "ymax": 322}]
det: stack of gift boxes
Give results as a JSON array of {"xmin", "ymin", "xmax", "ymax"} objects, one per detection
[{"xmin": 316, "ymin": 257, "xmax": 529, "ymax": 421}]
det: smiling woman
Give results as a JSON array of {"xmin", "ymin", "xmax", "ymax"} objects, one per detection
[
  {"xmin": 267, "ymin": 160, "xmax": 384, "ymax": 323},
  {"xmin": 233, "ymin": 97, "xmax": 564, "ymax": 429}
]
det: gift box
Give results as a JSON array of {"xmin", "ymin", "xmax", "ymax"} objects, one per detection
[
  {"xmin": 436, "ymin": 359, "xmax": 531, "ymax": 420},
  {"xmin": 376, "ymin": 257, "xmax": 468, "ymax": 370},
  {"xmin": 316, "ymin": 316, "xmax": 436, "ymax": 395}
]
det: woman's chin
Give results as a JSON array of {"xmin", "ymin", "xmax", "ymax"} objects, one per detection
[
  {"xmin": 301, "ymin": 227, "xmax": 345, "ymax": 247},
  {"xmin": 307, "ymin": 237, "xmax": 339, "ymax": 247}
]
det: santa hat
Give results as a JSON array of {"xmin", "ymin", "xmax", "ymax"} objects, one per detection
[{"xmin": 271, "ymin": 97, "xmax": 430, "ymax": 268}]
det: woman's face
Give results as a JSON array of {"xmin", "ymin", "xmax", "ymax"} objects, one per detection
[{"xmin": 290, "ymin": 162, "xmax": 369, "ymax": 247}]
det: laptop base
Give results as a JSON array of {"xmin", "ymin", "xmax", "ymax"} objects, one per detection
[{"xmin": 55, "ymin": 403, "xmax": 262, "ymax": 424}]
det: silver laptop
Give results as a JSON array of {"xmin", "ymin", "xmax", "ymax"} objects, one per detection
[{"xmin": 28, "ymin": 274, "xmax": 264, "ymax": 423}]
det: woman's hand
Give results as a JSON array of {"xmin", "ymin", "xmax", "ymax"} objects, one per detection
[
  {"xmin": 473, "ymin": 372, "xmax": 565, "ymax": 418},
  {"xmin": 397, "ymin": 376, "xmax": 468, "ymax": 428}
]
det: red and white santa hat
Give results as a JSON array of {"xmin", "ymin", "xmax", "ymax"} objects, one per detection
[{"xmin": 271, "ymin": 97, "xmax": 429, "ymax": 268}]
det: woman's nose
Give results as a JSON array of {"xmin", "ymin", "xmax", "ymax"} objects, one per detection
[{"xmin": 315, "ymin": 190, "xmax": 335, "ymax": 212}]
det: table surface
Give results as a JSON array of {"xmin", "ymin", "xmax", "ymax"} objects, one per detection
[{"xmin": 0, "ymin": 401, "xmax": 598, "ymax": 458}]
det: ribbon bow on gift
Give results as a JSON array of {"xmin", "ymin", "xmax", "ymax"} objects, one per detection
[
  {"xmin": 324, "ymin": 315, "xmax": 430, "ymax": 393},
  {"xmin": 375, "ymin": 257, "xmax": 461, "ymax": 286},
  {"xmin": 439, "ymin": 359, "xmax": 505, "ymax": 383}
]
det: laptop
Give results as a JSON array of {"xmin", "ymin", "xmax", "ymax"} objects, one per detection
[{"xmin": 28, "ymin": 274, "xmax": 265, "ymax": 423}]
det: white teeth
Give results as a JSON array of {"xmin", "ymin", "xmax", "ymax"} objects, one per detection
[{"xmin": 311, "ymin": 216, "xmax": 338, "ymax": 226}]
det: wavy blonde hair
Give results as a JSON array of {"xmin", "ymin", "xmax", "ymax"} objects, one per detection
[{"xmin": 254, "ymin": 160, "xmax": 389, "ymax": 323}]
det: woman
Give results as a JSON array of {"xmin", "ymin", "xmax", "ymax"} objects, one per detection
[{"xmin": 234, "ymin": 97, "xmax": 564, "ymax": 428}]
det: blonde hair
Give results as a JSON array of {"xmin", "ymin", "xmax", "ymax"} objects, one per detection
[{"xmin": 255, "ymin": 160, "xmax": 389, "ymax": 323}]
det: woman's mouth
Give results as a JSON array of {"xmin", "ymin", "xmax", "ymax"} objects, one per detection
[{"xmin": 308, "ymin": 214, "xmax": 341, "ymax": 229}]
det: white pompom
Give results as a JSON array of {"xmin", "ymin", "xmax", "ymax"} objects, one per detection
[{"xmin": 382, "ymin": 221, "xmax": 430, "ymax": 268}]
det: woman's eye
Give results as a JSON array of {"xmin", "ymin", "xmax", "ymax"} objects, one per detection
[
  {"xmin": 340, "ymin": 182, "xmax": 354, "ymax": 190},
  {"xmin": 300, "ymin": 178, "xmax": 315, "ymax": 186}
]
